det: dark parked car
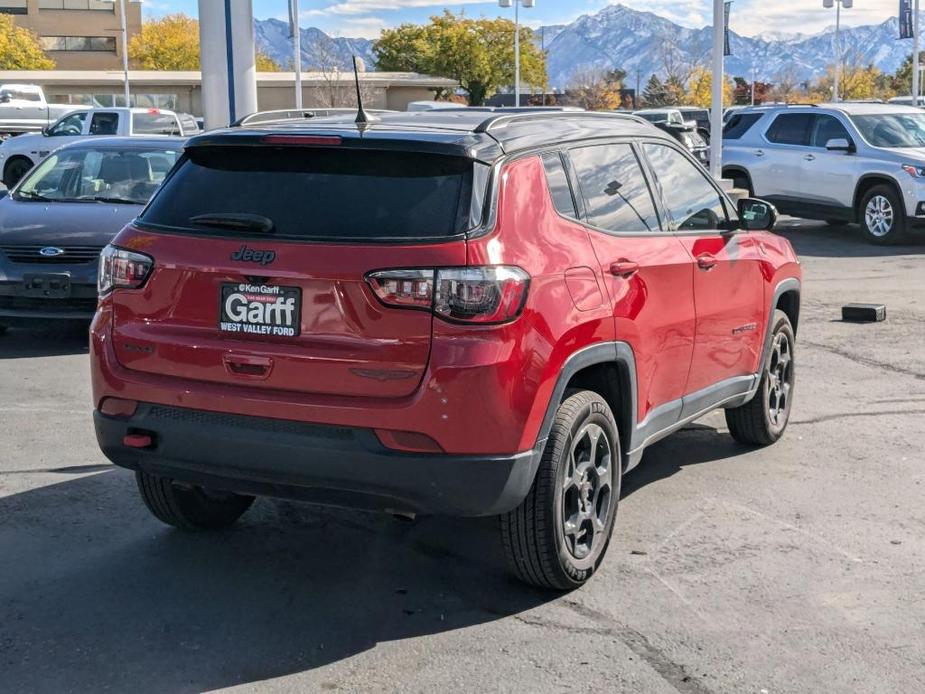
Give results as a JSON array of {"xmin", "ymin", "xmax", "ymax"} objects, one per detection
[
  {"xmin": 633, "ymin": 109, "xmax": 710, "ymax": 165},
  {"xmin": 91, "ymin": 111, "xmax": 800, "ymax": 590},
  {"xmin": 0, "ymin": 137, "xmax": 183, "ymax": 332},
  {"xmin": 675, "ymin": 106, "xmax": 711, "ymax": 142}
]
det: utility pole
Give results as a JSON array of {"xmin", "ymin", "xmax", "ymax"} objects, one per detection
[
  {"xmin": 499, "ymin": 0, "xmax": 535, "ymax": 107},
  {"xmin": 710, "ymin": 0, "xmax": 724, "ymax": 178},
  {"xmin": 291, "ymin": 0, "xmax": 302, "ymax": 109},
  {"xmin": 824, "ymin": 0, "xmax": 852, "ymax": 103},
  {"xmin": 914, "ymin": 0, "xmax": 920, "ymax": 106}
]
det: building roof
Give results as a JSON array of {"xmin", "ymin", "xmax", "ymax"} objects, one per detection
[
  {"xmin": 189, "ymin": 110, "xmax": 669, "ymax": 163},
  {"xmin": 0, "ymin": 70, "xmax": 458, "ymax": 89}
]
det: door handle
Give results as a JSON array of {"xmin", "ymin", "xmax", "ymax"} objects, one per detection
[
  {"xmin": 803, "ymin": 154, "xmax": 816, "ymax": 161},
  {"xmin": 609, "ymin": 259, "xmax": 639, "ymax": 278},
  {"xmin": 754, "ymin": 149, "xmax": 765, "ymax": 157},
  {"xmin": 696, "ymin": 253, "xmax": 718, "ymax": 271},
  {"xmin": 223, "ymin": 354, "xmax": 273, "ymax": 379}
]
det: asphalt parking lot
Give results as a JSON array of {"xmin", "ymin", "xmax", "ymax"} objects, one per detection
[{"xmin": 1, "ymin": 220, "xmax": 923, "ymax": 694}]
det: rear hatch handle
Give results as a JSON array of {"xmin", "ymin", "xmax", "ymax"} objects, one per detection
[{"xmin": 223, "ymin": 354, "xmax": 274, "ymax": 380}]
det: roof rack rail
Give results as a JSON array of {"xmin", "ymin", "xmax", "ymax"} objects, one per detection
[{"xmin": 475, "ymin": 110, "xmax": 644, "ymax": 134}]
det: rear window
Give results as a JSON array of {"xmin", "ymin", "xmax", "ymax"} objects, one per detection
[
  {"xmin": 140, "ymin": 147, "xmax": 477, "ymax": 241},
  {"xmin": 723, "ymin": 113, "xmax": 762, "ymax": 140},
  {"xmin": 132, "ymin": 112, "xmax": 181, "ymax": 136},
  {"xmin": 766, "ymin": 113, "xmax": 814, "ymax": 145}
]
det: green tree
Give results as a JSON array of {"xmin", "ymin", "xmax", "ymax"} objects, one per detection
[
  {"xmin": 0, "ymin": 15, "xmax": 55, "ymax": 70},
  {"xmin": 129, "ymin": 14, "xmax": 280, "ymax": 72},
  {"xmin": 642, "ymin": 75, "xmax": 668, "ymax": 106},
  {"xmin": 892, "ymin": 51, "xmax": 925, "ymax": 93},
  {"xmin": 375, "ymin": 11, "xmax": 548, "ymax": 105}
]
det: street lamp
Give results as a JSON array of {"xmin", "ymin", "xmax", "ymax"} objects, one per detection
[
  {"xmin": 101, "ymin": 0, "xmax": 134, "ymax": 107},
  {"xmin": 498, "ymin": 0, "xmax": 535, "ymax": 107},
  {"xmin": 823, "ymin": 0, "xmax": 852, "ymax": 103}
]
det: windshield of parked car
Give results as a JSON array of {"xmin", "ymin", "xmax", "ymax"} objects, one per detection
[
  {"xmin": 849, "ymin": 113, "xmax": 925, "ymax": 148},
  {"xmin": 14, "ymin": 146, "xmax": 181, "ymax": 204},
  {"xmin": 0, "ymin": 88, "xmax": 41, "ymax": 102}
]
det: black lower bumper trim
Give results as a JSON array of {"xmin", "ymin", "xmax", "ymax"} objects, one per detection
[{"xmin": 94, "ymin": 404, "xmax": 540, "ymax": 517}]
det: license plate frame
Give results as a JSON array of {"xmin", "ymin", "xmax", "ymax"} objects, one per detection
[{"xmin": 219, "ymin": 282, "xmax": 302, "ymax": 338}]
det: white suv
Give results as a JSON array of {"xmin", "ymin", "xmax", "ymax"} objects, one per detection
[{"xmin": 722, "ymin": 103, "xmax": 925, "ymax": 244}]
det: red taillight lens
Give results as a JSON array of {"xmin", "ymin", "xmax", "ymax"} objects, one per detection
[
  {"xmin": 366, "ymin": 269, "xmax": 435, "ymax": 310},
  {"xmin": 365, "ymin": 266, "xmax": 529, "ymax": 324},
  {"xmin": 434, "ymin": 266, "xmax": 530, "ymax": 324},
  {"xmin": 98, "ymin": 245, "xmax": 154, "ymax": 295}
]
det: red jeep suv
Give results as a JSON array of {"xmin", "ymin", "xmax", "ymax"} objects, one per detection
[{"xmin": 91, "ymin": 111, "xmax": 801, "ymax": 589}]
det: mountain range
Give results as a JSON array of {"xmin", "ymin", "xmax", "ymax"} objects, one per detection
[{"xmin": 254, "ymin": 3, "xmax": 915, "ymax": 88}]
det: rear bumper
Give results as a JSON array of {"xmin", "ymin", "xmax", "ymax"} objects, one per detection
[
  {"xmin": 94, "ymin": 404, "xmax": 540, "ymax": 517},
  {"xmin": 0, "ymin": 261, "xmax": 98, "ymax": 321}
]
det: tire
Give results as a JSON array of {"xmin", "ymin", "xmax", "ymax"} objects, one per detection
[
  {"xmin": 858, "ymin": 184, "xmax": 907, "ymax": 245},
  {"xmin": 500, "ymin": 391, "xmax": 621, "ymax": 590},
  {"xmin": 725, "ymin": 310, "xmax": 795, "ymax": 446},
  {"xmin": 2, "ymin": 157, "xmax": 33, "ymax": 189},
  {"xmin": 135, "ymin": 470, "xmax": 254, "ymax": 530}
]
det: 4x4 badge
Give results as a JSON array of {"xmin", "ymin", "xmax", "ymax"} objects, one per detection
[{"xmin": 230, "ymin": 245, "xmax": 276, "ymax": 265}]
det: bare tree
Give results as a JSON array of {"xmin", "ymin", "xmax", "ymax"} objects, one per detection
[{"xmin": 306, "ymin": 38, "xmax": 378, "ymax": 109}]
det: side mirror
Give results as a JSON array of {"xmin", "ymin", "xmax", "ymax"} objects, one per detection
[
  {"xmin": 737, "ymin": 197, "xmax": 778, "ymax": 231},
  {"xmin": 0, "ymin": 94, "xmax": 10, "ymax": 104},
  {"xmin": 825, "ymin": 137, "xmax": 853, "ymax": 152}
]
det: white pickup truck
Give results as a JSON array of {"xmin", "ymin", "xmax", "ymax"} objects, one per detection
[
  {"xmin": 0, "ymin": 84, "xmax": 77, "ymax": 138},
  {"xmin": 0, "ymin": 107, "xmax": 198, "ymax": 188}
]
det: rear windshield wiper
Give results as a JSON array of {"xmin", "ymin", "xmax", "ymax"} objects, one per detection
[{"xmin": 189, "ymin": 213, "xmax": 275, "ymax": 233}]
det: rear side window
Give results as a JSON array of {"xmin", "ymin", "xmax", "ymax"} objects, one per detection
[
  {"xmin": 766, "ymin": 113, "xmax": 814, "ymax": 145},
  {"xmin": 569, "ymin": 144, "xmax": 659, "ymax": 233},
  {"xmin": 723, "ymin": 113, "xmax": 762, "ymax": 140},
  {"xmin": 89, "ymin": 112, "xmax": 118, "ymax": 135},
  {"xmin": 140, "ymin": 147, "xmax": 475, "ymax": 241},
  {"xmin": 132, "ymin": 112, "xmax": 181, "ymax": 136},
  {"xmin": 541, "ymin": 152, "xmax": 578, "ymax": 218}
]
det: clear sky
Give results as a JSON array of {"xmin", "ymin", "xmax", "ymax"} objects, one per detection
[{"xmin": 140, "ymin": 1, "xmax": 903, "ymax": 40}]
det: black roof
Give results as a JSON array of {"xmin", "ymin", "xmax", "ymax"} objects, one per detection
[{"xmin": 186, "ymin": 111, "xmax": 670, "ymax": 163}]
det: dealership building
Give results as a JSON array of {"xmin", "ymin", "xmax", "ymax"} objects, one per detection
[
  {"xmin": 0, "ymin": 0, "xmax": 141, "ymax": 71},
  {"xmin": 0, "ymin": 70, "xmax": 458, "ymax": 115}
]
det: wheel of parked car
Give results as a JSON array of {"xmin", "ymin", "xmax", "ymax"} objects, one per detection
[
  {"xmin": 725, "ymin": 310, "xmax": 795, "ymax": 446},
  {"xmin": 135, "ymin": 471, "xmax": 255, "ymax": 530},
  {"xmin": 500, "ymin": 391, "xmax": 621, "ymax": 590},
  {"xmin": 2, "ymin": 156, "xmax": 33, "ymax": 189},
  {"xmin": 859, "ymin": 184, "xmax": 907, "ymax": 245}
]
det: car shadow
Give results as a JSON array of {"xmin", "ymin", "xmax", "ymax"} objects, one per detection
[
  {"xmin": 773, "ymin": 220, "xmax": 925, "ymax": 258},
  {"xmin": 0, "ymin": 469, "xmax": 555, "ymax": 693},
  {"xmin": 621, "ymin": 422, "xmax": 749, "ymax": 497},
  {"xmin": 0, "ymin": 322, "xmax": 89, "ymax": 359}
]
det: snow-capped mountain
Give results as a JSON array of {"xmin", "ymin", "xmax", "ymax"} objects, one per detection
[
  {"xmin": 254, "ymin": 18, "xmax": 376, "ymax": 72},
  {"xmin": 254, "ymin": 5, "xmax": 914, "ymax": 87}
]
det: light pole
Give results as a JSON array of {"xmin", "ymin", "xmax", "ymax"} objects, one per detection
[
  {"xmin": 102, "ymin": 0, "xmax": 131, "ymax": 107},
  {"xmin": 914, "ymin": 0, "xmax": 920, "ymax": 106},
  {"xmin": 823, "ymin": 0, "xmax": 852, "ymax": 103},
  {"xmin": 499, "ymin": 0, "xmax": 535, "ymax": 107},
  {"xmin": 709, "ymin": 0, "xmax": 724, "ymax": 178}
]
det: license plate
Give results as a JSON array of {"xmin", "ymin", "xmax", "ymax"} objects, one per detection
[
  {"xmin": 219, "ymin": 282, "xmax": 301, "ymax": 337},
  {"xmin": 23, "ymin": 273, "xmax": 71, "ymax": 299}
]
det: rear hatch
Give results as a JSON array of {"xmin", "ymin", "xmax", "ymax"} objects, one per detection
[{"xmin": 110, "ymin": 141, "xmax": 479, "ymax": 398}]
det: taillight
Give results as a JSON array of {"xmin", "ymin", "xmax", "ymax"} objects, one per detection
[
  {"xmin": 365, "ymin": 266, "xmax": 529, "ymax": 324},
  {"xmin": 98, "ymin": 245, "xmax": 154, "ymax": 296}
]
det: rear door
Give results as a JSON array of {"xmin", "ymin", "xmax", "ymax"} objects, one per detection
[
  {"xmin": 110, "ymin": 144, "xmax": 476, "ymax": 398},
  {"xmin": 759, "ymin": 112, "xmax": 815, "ymax": 202},
  {"xmin": 641, "ymin": 141, "xmax": 765, "ymax": 395},
  {"xmin": 567, "ymin": 142, "xmax": 696, "ymax": 425}
]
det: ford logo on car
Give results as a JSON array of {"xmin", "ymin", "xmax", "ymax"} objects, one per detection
[{"xmin": 39, "ymin": 247, "xmax": 65, "ymax": 257}]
